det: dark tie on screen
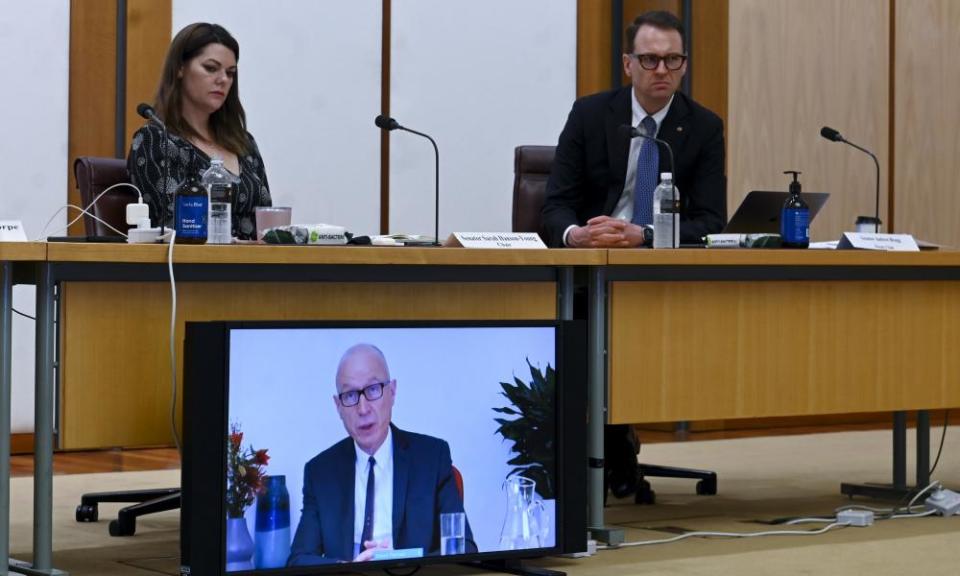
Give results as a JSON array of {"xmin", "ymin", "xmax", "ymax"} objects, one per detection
[
  {"xmin": 360, "ymin": 456, "xmax": 376, "ymax": 546},
  {"xmin": 631, "ymin": 115, "xmax": 659, "ymax": 226}
]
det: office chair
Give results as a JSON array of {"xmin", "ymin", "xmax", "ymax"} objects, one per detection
[
  {"xmin": 73, "ymin": 156, "xmax": 181, "ymax": 536},
  {"xmin": 511, "ymin": 145, "xmax": 718, "ymax": 505},
  {"xmin": 73, "ymin": 156, "xmax": 138, "ymax": 236}
]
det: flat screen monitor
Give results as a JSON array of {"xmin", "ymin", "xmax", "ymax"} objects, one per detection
[{"xmin": 181, "ymin": 320, "xmax": 586, "ymax": 575}]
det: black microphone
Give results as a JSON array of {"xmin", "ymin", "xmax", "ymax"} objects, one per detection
[
  {"xmin": 820, "ymin": 125, "xmax": 881, "ymax": 233},
  {"xmin": 619, "ymin": 123, "xmax": 678, "ymax": 248},
  {"xmin": 137, "ymin": 102, "xmax": 169, "ymax": 236},
  {"xmin": 375, "ymin": 115, "xmax": 440, "ymax": 246}
]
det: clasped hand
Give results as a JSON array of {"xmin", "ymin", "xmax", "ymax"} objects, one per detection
[
  {"xmin": 568, "ymin": 216, "xmax": 645, "ymax": 248},
  {"xmin": 354, "ymin": 538, "xmax": 392, "ymax": 562}
]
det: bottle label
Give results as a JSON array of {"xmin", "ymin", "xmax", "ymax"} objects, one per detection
[
  {"xmin": 176, "ymin": 196, "xmax": 208, "ymax": 239},
  {"xmin": 781, "ymin": 208, "xmax": 809, "ymax": 244}
]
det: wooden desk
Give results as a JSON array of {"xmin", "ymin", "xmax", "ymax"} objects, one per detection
[
  {"xmin": 47, "ymin": 244, "xmax": 603, "ymax": 449},
  {"xmin": 0, "ymin": 242, "xmax": 49, "ymax": 575},
  {"xmin": 584, "ymin": 249, "xmax": 960, "ymax": 532},
  {"xmin": 604, "ymin": 249, "xmax": 960, "ymax": 423}
]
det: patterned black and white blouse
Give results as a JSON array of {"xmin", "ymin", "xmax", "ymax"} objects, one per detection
[{"xmin": 127, "ymin": 123, "xmax": 272, "ymax": 240}]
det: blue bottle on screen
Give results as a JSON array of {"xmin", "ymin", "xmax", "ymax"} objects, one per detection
[
  {"xmin": 780, "ymin": 170, "xmax": 809, "ymax": 248},
  {"xmin": 254, "ymin": 475, "xmax": 291, "ymax": 569}
]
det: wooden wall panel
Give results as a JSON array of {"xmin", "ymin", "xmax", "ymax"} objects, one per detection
[
  {"xmin": 68, "ymin": 0, "xmax": 118, "ymax": 235},
  {"xmin": 125, "ymin": 0, "xmax": 172, "ymax": 151},
  {"xmin": 894, "ymin": 0, "xmax": 960, "ymax": 247},
  {"xmin": 577, "ymin": 0, "xmax": 613, "ymax": 96},
  {"xmin": 728, "ymin": 0, "xmax": 890, "ymax": 242},
  {"xmin": 690, "ymin": 0, "xmax": 728, "ymax": 130}
]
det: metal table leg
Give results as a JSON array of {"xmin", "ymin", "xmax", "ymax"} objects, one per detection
[
  {"xmin": 1, "ymin": 262, "xmax": 12, "ymax": 576},
  {"xmin": 586, "ymin": 267, "xmax": 622, "ymax": 545}
]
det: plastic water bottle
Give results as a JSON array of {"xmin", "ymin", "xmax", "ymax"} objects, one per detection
[
  {"xmin": 652, "ymin": 172, "xmax": 679, "ymax": 249},
  {"xmin": 201, "ymin": 158, "xmax": 237, "ymax": 244},
  {"xmin": 254, "ymin": 475, "xmax": 290, "ymax": 569}
]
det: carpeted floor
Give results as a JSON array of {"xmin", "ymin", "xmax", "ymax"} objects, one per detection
[{"xmin": 10, "ymin": 427, "xmax": 959, "ymax": 575}]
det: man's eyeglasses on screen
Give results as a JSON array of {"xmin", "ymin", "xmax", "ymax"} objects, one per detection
[
  {"xmin": 629, "ymin": 53, "xmax": 687, "ymax": 71},
  {"xmin": 337, "ymin": 381, "xmax": 387, "ymax": 407}
]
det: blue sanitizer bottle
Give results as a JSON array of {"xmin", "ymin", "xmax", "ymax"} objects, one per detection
[
  {"xmin": 174, "ymin": 174, "xmax": 208, "ymax": 244},
  {"xmin": 780, "ymin": 170, "xmax": 809, "ymax": 248}
]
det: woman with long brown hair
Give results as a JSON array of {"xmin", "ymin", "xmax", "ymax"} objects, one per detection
[{"xmin": 128, "ymin": 22, "xmax": 271, "ymax": 240}]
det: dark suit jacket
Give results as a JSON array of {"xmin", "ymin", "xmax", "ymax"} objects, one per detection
[
  {"xmin": 541, "ymin": 87, "xmax": 726, "ymax": 247},
  {"xmin": 288, "ymin": 424, "xmax": 475, "ymax": 566}
]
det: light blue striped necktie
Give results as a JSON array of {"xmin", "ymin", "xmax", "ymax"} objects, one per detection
[{"xmin": 631, "ymin": 115, "xmax": 659, "ymax": 226}]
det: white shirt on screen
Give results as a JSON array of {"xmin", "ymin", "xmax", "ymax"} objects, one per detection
[{"xmin": 353, "ymin": 428, "xmax": 394, "ymax": 556}]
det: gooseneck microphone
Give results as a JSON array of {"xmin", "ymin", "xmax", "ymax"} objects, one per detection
[
  {"xmin": 137, "ymin": 103, "xmax": 169, "ymax": 236},
  {"xmin": 619, "ymin": 124, "xmax": 678, "ymax": 248},
  {"xmin": 820, "ymin": 126, "xmax": 881, "ymax": 233},
  {"xmin": 375, "ymin": 114, "xmax": 440, "ymax": 246}
]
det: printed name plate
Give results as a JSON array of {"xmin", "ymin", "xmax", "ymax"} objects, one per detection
[
  {"xmin": 0, "ymin": 220, "xmax": 27, "ymax": 242},
  {"xmin": 837, "ymin": 232, "xmax": 919, "ymax": 252},
  {"xmin": 447, "ymin": 232, "xmax": 546, "ymax": 249}
]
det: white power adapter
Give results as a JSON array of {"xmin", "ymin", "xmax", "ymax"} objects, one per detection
[
  {"xmin": 125, "ymin": 200, "xmax": 160, "ymax": 243},
  {"xmin": 836, "ymin": 509, "xmax": 874, "ymax": 527},
  {"xmin": 925, "ymin": 488, "xmax": 960, "ymax": 516}
]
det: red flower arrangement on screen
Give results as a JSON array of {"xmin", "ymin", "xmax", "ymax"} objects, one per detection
[{"xmin": 226, "ymin": 423, "xmax": 270, "ymax": 518}]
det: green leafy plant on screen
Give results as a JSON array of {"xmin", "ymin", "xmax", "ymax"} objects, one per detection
[{"xmin": 493, "ymin": 359, "xmax": 556, "ymax": 499}]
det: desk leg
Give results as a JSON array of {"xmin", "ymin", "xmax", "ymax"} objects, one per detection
[
  {"xmin": 840, "ymin": 410, "xmax": 931, "ymax": 502},
  {"xmin": 586, "ymin": 267, "xmax": 622, "ymax": 545},
  {"xmin": 1, "ymin": 263, "xmax": 11, "ymax": 576},
  {"xmin": 28, "ymin": 264, "xmax": 64, "ymax": 575}
]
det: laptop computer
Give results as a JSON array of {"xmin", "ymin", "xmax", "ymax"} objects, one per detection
[{"xmin": 722, "ymin": 191, "xmax": 830, "ymax": 234}]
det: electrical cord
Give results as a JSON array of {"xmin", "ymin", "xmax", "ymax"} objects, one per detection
[
  {"xmin": 12, "ymin": 308, "xmax": 35, "ymax": 321},
  {"xmin": 929, "ymin": 410, "xmax": 950, "ymax": 477},
  {"xmin": 598, "ymin": 522, "xmax": 849, "ymax": 549},
  {"xmin": 33, "ymin": 182, "xmax": 143, "ymax": 240},
  {"xmin": 167, "ymin": 229, "xmax": 181, "ymax": 454}
]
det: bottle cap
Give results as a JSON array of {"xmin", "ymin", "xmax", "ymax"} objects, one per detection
[{"xmin": 660, "ymin": 172, "xmax": 673, "ymax": 181}]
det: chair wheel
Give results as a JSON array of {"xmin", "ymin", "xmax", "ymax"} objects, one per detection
[
  {"xmin": 696, "ymin": 477, "xmax": 717, "ymax": 495},
  {"xmin": 109, "ymin": 519, "xmax": 135, "ymax": 537},
  {"xmin": 76, "ymin": 504, "xmax": 98, "ymax": 522},
  {"xmin": 635, "ymin": 479, "xmax": 656, "ymax": 505}
]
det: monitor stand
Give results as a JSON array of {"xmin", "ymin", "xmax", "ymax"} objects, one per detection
[{"xmin": 468, "ymin": 559, "xmax": 565, "ymax": 576}]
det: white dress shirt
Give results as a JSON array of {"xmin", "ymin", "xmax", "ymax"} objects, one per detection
[{"xmin": 353, "ymin": 428, "xmax": 394, "ymax": 556}]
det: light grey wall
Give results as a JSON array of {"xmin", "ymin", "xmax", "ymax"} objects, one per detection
[
  {"xmin": 0, "ymin": 0, "xmax": 70, "ymax": 433},
  {"xmin": 173, "ymin": 0, "xmax": 383, "ymax": 234},
  {"xmin": 389, "ymin": 0, "xmax": 577, "ymax": 239}
]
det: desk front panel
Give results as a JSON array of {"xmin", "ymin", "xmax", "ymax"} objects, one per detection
[
  {"xmin": 61, "ymin": 280, "xmax": 556, "ymax": 449},
  {"xmin": 609, "ymin": 279, "xmax": 960, "ymax": 424}
]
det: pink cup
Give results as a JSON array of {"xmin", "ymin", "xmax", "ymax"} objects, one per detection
[{"xmin": 254, "ymin": 207, "xmax": 292, "ymax": 241}]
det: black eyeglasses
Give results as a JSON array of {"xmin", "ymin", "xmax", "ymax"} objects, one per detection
[
  {"xmin": 337, "ymin": 381, "xmax": 387, "ymax": 407},
  {"xmin": 629, "ymin": 53, "xmax": 687, "ymax": 71}
]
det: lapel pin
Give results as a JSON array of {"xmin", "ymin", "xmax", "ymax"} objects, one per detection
[{"xmin": 677, "ymin": 126, "xmax": 684, "ymax": 132}]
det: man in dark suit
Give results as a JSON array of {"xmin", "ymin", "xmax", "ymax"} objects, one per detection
[
  {"xmin": 288, "ymin": 344, "xmax": 475, "ymax": 566},
  {"xmin": 542, "ymin": 10, "xmax": 726, "ymax": 249},
  {"xmin": 541, "ymin": 11, "xmax": 727, "ymax": 498}
]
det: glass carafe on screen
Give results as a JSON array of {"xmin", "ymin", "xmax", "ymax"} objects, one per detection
[{"xmin": 498, "ymin": 476, "xmax": 548, "ymax": 550}]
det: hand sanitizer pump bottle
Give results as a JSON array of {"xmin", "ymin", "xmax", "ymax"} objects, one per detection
[{"xmin": 780, "ymin": 170, "xmax": 809, "ymax": 248}]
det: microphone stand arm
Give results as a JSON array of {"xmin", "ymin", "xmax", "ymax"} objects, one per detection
[
  {"xmin": 400, "ymin": 126, "xmax": 440, "ymax": 245},
  {"xmin": 842, "ymin": 138, "xmax": 881, "ymax": 234}
]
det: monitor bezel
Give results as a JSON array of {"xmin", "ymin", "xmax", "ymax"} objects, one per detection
[{"xmin": 182, "ymin": 319, "xmax": 586, "ymax": 576}]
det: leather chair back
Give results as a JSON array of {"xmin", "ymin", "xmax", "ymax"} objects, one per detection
[
  {"xmin": 512, "ymin": 145, "xmax": 556, "ymax": 234},
  {"xmin": 73, "ymin": 157, "xmax": 137, "ymax": 236}
]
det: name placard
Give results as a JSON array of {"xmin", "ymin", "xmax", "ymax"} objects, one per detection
[
  {"xmin": 837, "ymin": 232, "xmax": 919, "ymax": 252},
  {"xmin": 447, "ymin": 232, "xmax": 546, "ymax": 249},
  {"xmin": 0, "ymin": 220, "xmax": 27, "ymax": 242}
]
